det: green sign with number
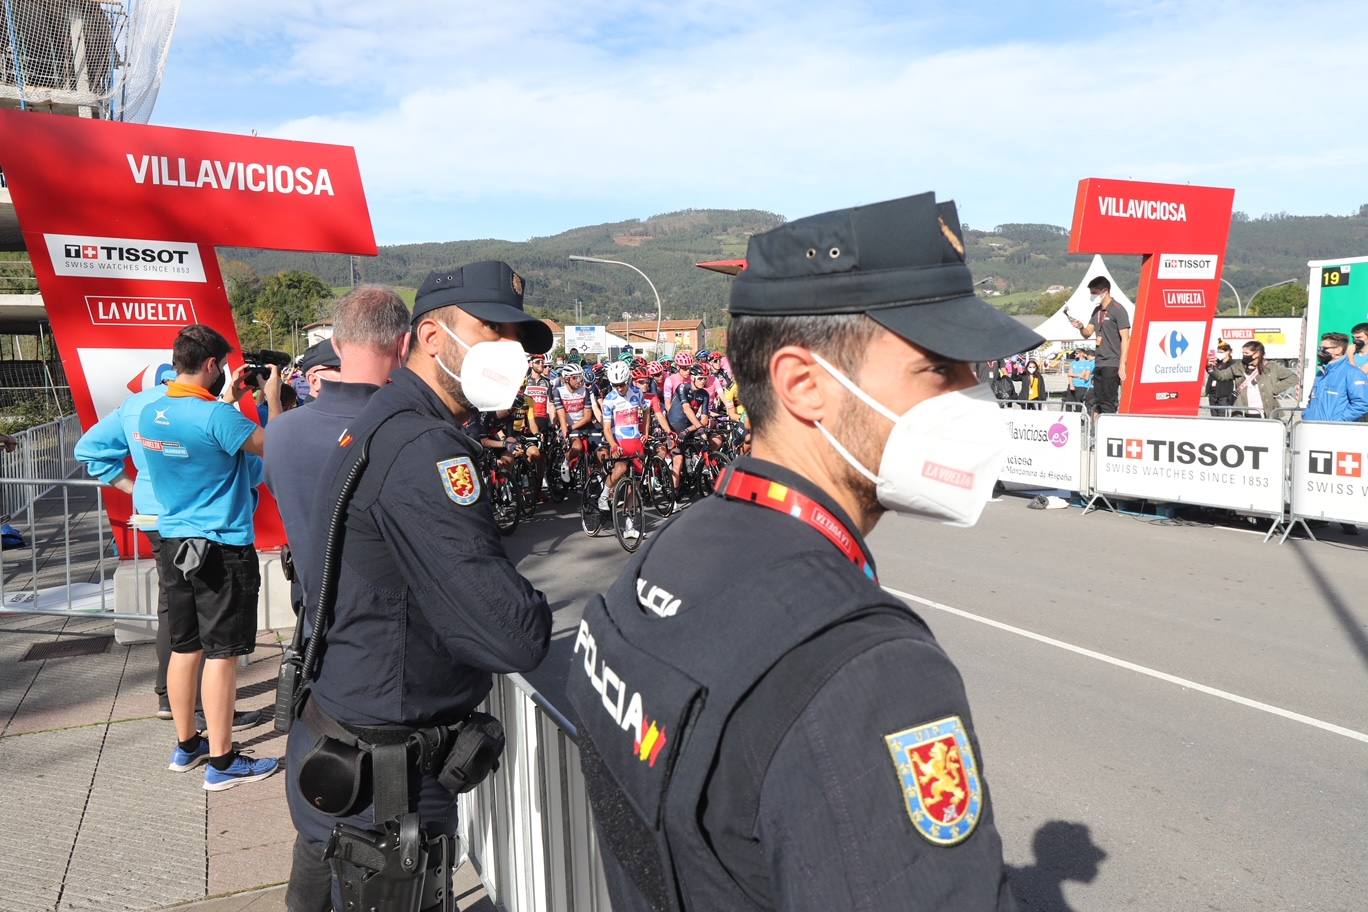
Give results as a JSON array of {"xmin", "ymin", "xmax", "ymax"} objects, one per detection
[{"xmin": 1317, "ymin": 264, "xmax": 1368, "ymax": 340}]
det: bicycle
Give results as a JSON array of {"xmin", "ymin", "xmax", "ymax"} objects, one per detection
[
  {"xmin": 606, "ymin": 450, "xmax": 648, "ymax": 553},
  {"xmin": 480, "ymin": 450, "xmax": 522, "ymax": 536},
  {"xmin": 677, "ymin": 428, "xmax": 729, "ymax": 501},
  {"xmin": 641, "ymin": 432, "xmax": 678, "ymax": 517}
]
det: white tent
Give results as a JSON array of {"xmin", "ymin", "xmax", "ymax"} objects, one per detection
[{"xmin": 1032, "ymin": 254, "xmax": 1135, "ymax": 343}]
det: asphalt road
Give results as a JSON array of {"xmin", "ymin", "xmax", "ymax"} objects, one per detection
[{"xmin": 504, "ymin": 492, "xmax": 1368, "ymax": 912}]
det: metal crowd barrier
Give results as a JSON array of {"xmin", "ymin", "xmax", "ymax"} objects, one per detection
[
  {"xmin": 0, "ymin": 412, "xmax": 83, "ymax": 519},
  {"xmin": 460, "ymin": 673, "xmax": 611, "ymax": 912},
  {"xmin": 0, "ymin": 476, "xmax": 156, "ymax": 622}
]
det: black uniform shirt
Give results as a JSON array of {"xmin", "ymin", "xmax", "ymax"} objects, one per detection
[
  {"xmin": 644, "ymin": 457, "xmax": 1014, "ymax": 910},
  {"xmin": 309, "ymin": 367, "xmax": 551, "ymax": 728}
]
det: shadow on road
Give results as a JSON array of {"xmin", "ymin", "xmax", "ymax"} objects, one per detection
[
  {"xmin": 1007, "ymin": 820, "xmax": 1107, "ymax": 912},
  {"xmin": 1289, "ymin": 540, "xmax": 1368, "ymax": 679}
]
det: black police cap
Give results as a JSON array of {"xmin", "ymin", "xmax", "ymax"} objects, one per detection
[
  {"xmin": 728, "ymin": 192, "xmax": 1043, "ymax": 361},
  {"xmin": 413, "ymin": 260, "xmax": 553, "ymax": 355},
  {"xmin": 297, "ymin": 338, "xmax": 341, "ymax": 373}
]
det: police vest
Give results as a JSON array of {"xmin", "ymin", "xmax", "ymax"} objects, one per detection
[{"xmin": 566, "ymin": 522, "xmax": 906, "ymax": 910}]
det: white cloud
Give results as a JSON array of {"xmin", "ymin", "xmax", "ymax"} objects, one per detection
[{"xmin": 171, "ymin": 1, "xmax": 1368, "ymax": 235}]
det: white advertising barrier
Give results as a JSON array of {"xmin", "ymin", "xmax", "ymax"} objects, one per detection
[
  {"xmin": 1209, "ymin": 316, "xmax": 1304, "ymax": 361},
  {"xmin": 1289, "ymin": 421, "xmax": 1368, "ymax": 526},
  {"xmin": 1093, "ymin": 414, "xmax": 1286, "ymax": 515},
  {"xmin": 999, "ymin": 407, "xmax": 1085, "ymax": 491}
]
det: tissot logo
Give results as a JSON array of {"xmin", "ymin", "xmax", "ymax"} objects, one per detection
[
  {"xmin": 44, "ymin": 234, "xmax": 206, "ymax": 283},
  {"xmin": 1311, "ymin": 450, "xmax": 1364, "ymax": 477},
  {"xmin": 1156, "ymin": 253, "xmax": 1219, "ymax": 280},
  {"xmin": 1106, "ymin": 437, "xmax": 1270, "ymax": 469}
]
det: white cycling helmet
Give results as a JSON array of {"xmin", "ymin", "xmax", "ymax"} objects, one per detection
[
  {"xmin": 605, "ymin": 361, "xmax": 631, "ymax": 385},
  {"xmin": 559, "ymin": 363, "xmax": 583, "ymax": 378}
]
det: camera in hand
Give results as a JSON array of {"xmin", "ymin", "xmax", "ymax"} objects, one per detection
[{"xmin": 240, "ymin": 349, "xmax": 291, "ymax": 387}]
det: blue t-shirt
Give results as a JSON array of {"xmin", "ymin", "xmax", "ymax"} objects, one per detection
[
  {"xmin": 1069, "ymin": 359, "xmax": 1094, "ymax": 390},
  {"xmin": 138, "ymin": 394, "xmax": 262, "ymax": 545},
  {"xmin": 74, "ymin": 386, "xmax": 169, "ymax": 519}
]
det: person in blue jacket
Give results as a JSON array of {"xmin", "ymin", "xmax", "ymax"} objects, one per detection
[{"xmin": 1304, "ymin": 332, "xmax": 1368, "ymax": 423}]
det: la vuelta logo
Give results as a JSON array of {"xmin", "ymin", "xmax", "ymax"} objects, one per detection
[{"xmin": 573, "ymin": 620, "xmax": 668, "ymax": 767}]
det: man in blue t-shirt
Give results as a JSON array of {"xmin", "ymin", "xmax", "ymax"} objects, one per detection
[{"xmin": 138, "ymin": 324, "xmax": 281, "ymax": 792}]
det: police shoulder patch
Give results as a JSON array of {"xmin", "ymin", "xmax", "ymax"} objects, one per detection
[
  {"xmin": 437, "ymin": 455, "xmax": 481, "ymax": 505},
  {"xmin": 884, "ymin": 715, "xmax": 983, "ymax": 846}
]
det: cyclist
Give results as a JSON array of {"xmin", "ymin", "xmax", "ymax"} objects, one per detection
[
  {"xmin": 552, "ymin": 363, "xmax": 599, "ymax": 478},
  {"xmin": 664, "ymin": 350, "xmax": 694, "ymax": 410},
  {"xmin": 598, "ymin": 361, "xmax": 647, "ymax": 535},
  {"xmin": 522, "ymin": 356, "xmax": 553, "ymax": 502},
  {"xmin": 635, "ymin": 365, "xmax": 680, "ymax": 487}
]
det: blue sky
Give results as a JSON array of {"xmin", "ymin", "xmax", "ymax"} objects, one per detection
[{"xmin": 154, "ymin": 1, "xmax": 1365, "ymax": 245}]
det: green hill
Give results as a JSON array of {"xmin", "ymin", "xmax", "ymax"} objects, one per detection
[{"xmin": 223, "ymin": 208, "xmax": 1368, "ymax": 326}]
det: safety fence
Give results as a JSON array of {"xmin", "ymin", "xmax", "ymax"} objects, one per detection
[
  {"xmin": 0, "ymin": 412, "xmax": 81, "ymax": 519},
  {"xmin": 459, "ymin": 672, "xmax": 611, "ymax": 912},
  {"xmin": 996, "ymin": 401, "xmax": 1367, "ymax": 543}
]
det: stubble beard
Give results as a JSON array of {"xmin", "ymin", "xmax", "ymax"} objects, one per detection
[
  {"xmin": 437, "ymin": 335, "xmax": 479, "ymax": 415},
  {"xmin": 833, "ymin": 402, "xmax": 886, "ymax": 521}
]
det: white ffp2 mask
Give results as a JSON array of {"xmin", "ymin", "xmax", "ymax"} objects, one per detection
[
  {"xmin": 435, "ymin": 323, "xmax": 529, "ymax": 412},
  {"xmin": 811, "ymin": 353, "xmax": 1010, "ymax": 527}
]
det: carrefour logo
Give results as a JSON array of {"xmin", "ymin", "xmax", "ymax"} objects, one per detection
[
  {"xmin": 1140, "ymin": 321, "xmax": 1205, "ymax": 384},
  {"xmin": 1158, "ymin": 330, "xmax": 1189, "ymax": 359}
]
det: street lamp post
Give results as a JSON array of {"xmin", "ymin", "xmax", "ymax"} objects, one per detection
[
  {"xmin": 1245, "ymin": 279, "xmax": 1299, "ymax": 316},
  {"xmin": 569, "ymin": 256, "xmax": 663, "ymax": 357},
  {"xmin": 251, "ymin": 319, "xmax": 274, "ymax": 350},
  {"xmin": 1219, "ymin": 279, "xmax": 1242, "ymax": 316}
]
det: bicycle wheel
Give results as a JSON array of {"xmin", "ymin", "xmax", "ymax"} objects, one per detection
[
  {"xmin": 696, "ymin": 457, "xmax": 721, "ymax": 498},
  {"xmin": 646, "ymin": 456, "xmax": 676, "ymax": 517},
  {"xmin": 612, "ymin": 477, "xmax": 645, "ymax": 553},
  {"xmin": 492, "ymin": 479, "xmax": 521, "ymax": 536},
  {"xmin": 545, "ymin": 450, "xmax": 570, "ymax": 502},
  {"xmin": 579, "ymin": 474, "xmax": 605, "ymax": 536}
]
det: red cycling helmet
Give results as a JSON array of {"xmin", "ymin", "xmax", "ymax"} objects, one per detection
[
  {"xmin": 646, "ymin": 361, "xmax": 665, "ymax": 377},
  {"xmin": 631, "ymin": 367, "xmax": 650, "ymax": 382}
]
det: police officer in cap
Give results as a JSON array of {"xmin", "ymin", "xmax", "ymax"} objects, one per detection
[
  {"xmin": 285, "ymin": 261, "xmax": 553, "ymax": 910},
  {"xmin": 566, "ymin": 192, "xmax": 1041, "ymax": 910}
]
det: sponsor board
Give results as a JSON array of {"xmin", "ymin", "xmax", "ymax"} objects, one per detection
[
  {"xmin": 1290, "ymin": 421, "xmax": 1368, "ymax": 526},
  {"xmin": 76, "ymin": 347, "xmax": 174, "ymax": 419},
  {"xmin": 1156, "ymin": 253, "xmax": 1219, "ymax": 281},
  {"xmin": 999, "ymin": 409, "xmax": 1084, "ymax": 491},
  {"xmin": 1209, "ymin": 317, "xmax": 1304, "ymax": 361},
  {"xmin": 1094, "ymin": 414, "xmax": 1285, "ymax": 515},
  {"xmin": 44, "ymin": 234, "xmax": 206, "ymax": 283},
  {"xmin": 1162, "ymin": 289, "xmax": 1206, "ymax": 308},
  {"xmin": 1139, "ymin": 321, "xmax": 1207, "ymax": 384},
  {"xmin": 84, "ymin": 295, "xmax": 197, "ymax": 327}
]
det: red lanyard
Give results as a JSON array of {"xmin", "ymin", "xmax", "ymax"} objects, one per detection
[{"xmin": 716, "ymin": 467, "xmax": 876, "ymax": 582}]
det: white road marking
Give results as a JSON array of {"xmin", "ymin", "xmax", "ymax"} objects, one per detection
[{"xmin": 882, "ymin": 585, "xmax": 1368, "ymax": 746}]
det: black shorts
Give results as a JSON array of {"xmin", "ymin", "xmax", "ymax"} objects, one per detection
[{"xmin": 159, "ymin": 540, "xmax": 260, "ymax": 659}]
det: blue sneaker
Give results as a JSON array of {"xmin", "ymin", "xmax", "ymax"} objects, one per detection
[
  {"xmin": 202, "ymin": 751, "xmax": 280, "ymax": 791},
  {"xmin": 168, "ymin": 738, "xmax": 210, "ymax": 772}
]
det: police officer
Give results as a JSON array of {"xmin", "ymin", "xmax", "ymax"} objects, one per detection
[
  {"xmin": 566, "ymin": 192, "xmax": 1041, "ymax": 910},
  {"xmin": 285, "ymin": 261, "xmax": 553, "ymax": 910}
]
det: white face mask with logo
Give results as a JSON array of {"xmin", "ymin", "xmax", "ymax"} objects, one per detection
[
  {"xmin": 810, "ymin": 353, "xmax": 1010, "ymax": 527},
  {"xmin": 435, "ymin": 322, "xmax": 529, "ymax": 412}
]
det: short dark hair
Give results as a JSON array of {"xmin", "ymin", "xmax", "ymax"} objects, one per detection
[
  {"xmin": 726, "ymin": 313, "xmax": 880, "ymax": 434},
  {"xmin": 1322, "ymin": 332, "xmax": 1350, "ymax": 348},
  {"xmin": 1087, "ymin": 276, "xmax": 1111, "ymax": 293},
  {"xmin": 173, "ymin": 325, "xmax": 232, "ymax": 374},
  {"xmin": 1352, "ymin": 322, "xmax": 1368, "ymax": 336},
  {"xmin": 1243, "ymin": 340, "xmax": 1265, "ymax": 357}
]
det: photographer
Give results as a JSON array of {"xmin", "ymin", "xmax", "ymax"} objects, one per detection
[
  {"xmin": 1208, "ymin": 340, "xmax": 1297, "ymax": 418},
  {"xmin": 1205, "ymin": 342, "xmax": 1236, "ymax": 411}
]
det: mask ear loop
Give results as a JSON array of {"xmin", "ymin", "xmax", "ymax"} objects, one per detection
[{"xmin": 809, "ymin": 351, "xmax": 892, "ymax": 486}]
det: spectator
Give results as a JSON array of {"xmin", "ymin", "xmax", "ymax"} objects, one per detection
[
  {"xmin": 1304, "ymin": 332, "xmax": 1368, "ymax": 422},
  {"xmin": 74, "ymin": 367, "xmax": 262, "ymax": 731},
  {"xmin": 1069, "ymin": 276, "xmax": 1130, "ymax": 419},
  {"xmin": 256, "ymin": 381, "xmax": 298, "ymax": 426},
  {"xmin": 1352, "ymin": 323, "xmax": 1368, "ymax": 374},
  {"xmin": 138, "ymin": 325, "xmax": 281, "ymax": 791},
  {"xmin": 1209, "ymin": 340, "xmax": 1297, "ymax": 417},
  {"xmin": 1205, "ymin": 342, "xmax": 1236, "ymax": 411},
  {"xmin": 1018, "ymin": 358, "xmax": 1047, "ymax": 407},
  {"xmin": 298, "ymin": 339, "xmax": 344, "ymax": 400},
  {"xmin": 1067, "ymin": 350, "xmax": 1094, "ymax": 406}
]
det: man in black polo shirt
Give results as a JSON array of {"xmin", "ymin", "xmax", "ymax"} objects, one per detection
[
  {"xmin": 1069, "ymin": 276, "xmax": 1130, "ymax": 417},
  {"xmin": 261, "ymin": 285, "xmax": 410, "ymax": 911}
]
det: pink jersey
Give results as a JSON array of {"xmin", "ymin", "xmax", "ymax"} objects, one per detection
[{"xmin": 662, "ymin": 373, "xmax": 685, "ymax": 409}]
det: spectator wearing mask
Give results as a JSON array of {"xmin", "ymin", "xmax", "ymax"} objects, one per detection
[
  {"xmin": 1205, "ymin": 342, "xmax": 1237, "ymax": 410},
  {"xmin": 1209, "ymin": 340, "xmax": 1297, "ymax": 417},
  {"xmin": 1018, "ymin": 358, "xmax": 1047, "ymax": 407},
  {"xmin": 138, "ymin": 324, "xmax": 281, "ymax": 791},
  {"xmin": 1069, "ymin": 276, "xmax": 1130, "ymax": 418},
  {"xmin": 1304, "ymin": 332, "xmax": 1368, "ymax": 422},
  {"xmin": 1352, "ymin": 323, "xmax": 1368, "ymax": 374},
  {"xmin": 1067, "ymin": 350, "xmax": 1094, "ymax": 406}
]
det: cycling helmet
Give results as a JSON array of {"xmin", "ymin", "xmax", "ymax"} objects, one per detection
[
  {"xmin": 631, "ymin": 367, "xmax": 650, "ymax": 382},
  {"xmin": 606, "ymin": 361, "xmax": 631, "ymax": 385},
  {"xmin": 560, "ymin": 363, "xmax": 583, "ymax": 378},
  {"xmin": 647, "ymin": 361, "xmax": 665, "ymax": 377},
  {"xmin": 688, "ymin": 365, "xmax": 707, "ymax": 378},
  {"xmin": 675, "ymin": 351, "xmax": 695, "ymax": 368},
  {"xmin": 696, "ymin": 349, "xmax": 711, "ymax": 361},
  {"xmin": 707, "ymin": 351, "xmax": 724, "ymax": 361}
]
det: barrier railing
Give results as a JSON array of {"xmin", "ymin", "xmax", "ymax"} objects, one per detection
[
  {"xmin": 0, "ymin": 412, "xmax": 83, "ymax": 520},
  {"xmin": 459, "ymin": 673, "xmax": 611, "ymax": 912},
  {"xmin": 997, "ymin": 400, "xmax": 1091, "ymax": 495}
]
